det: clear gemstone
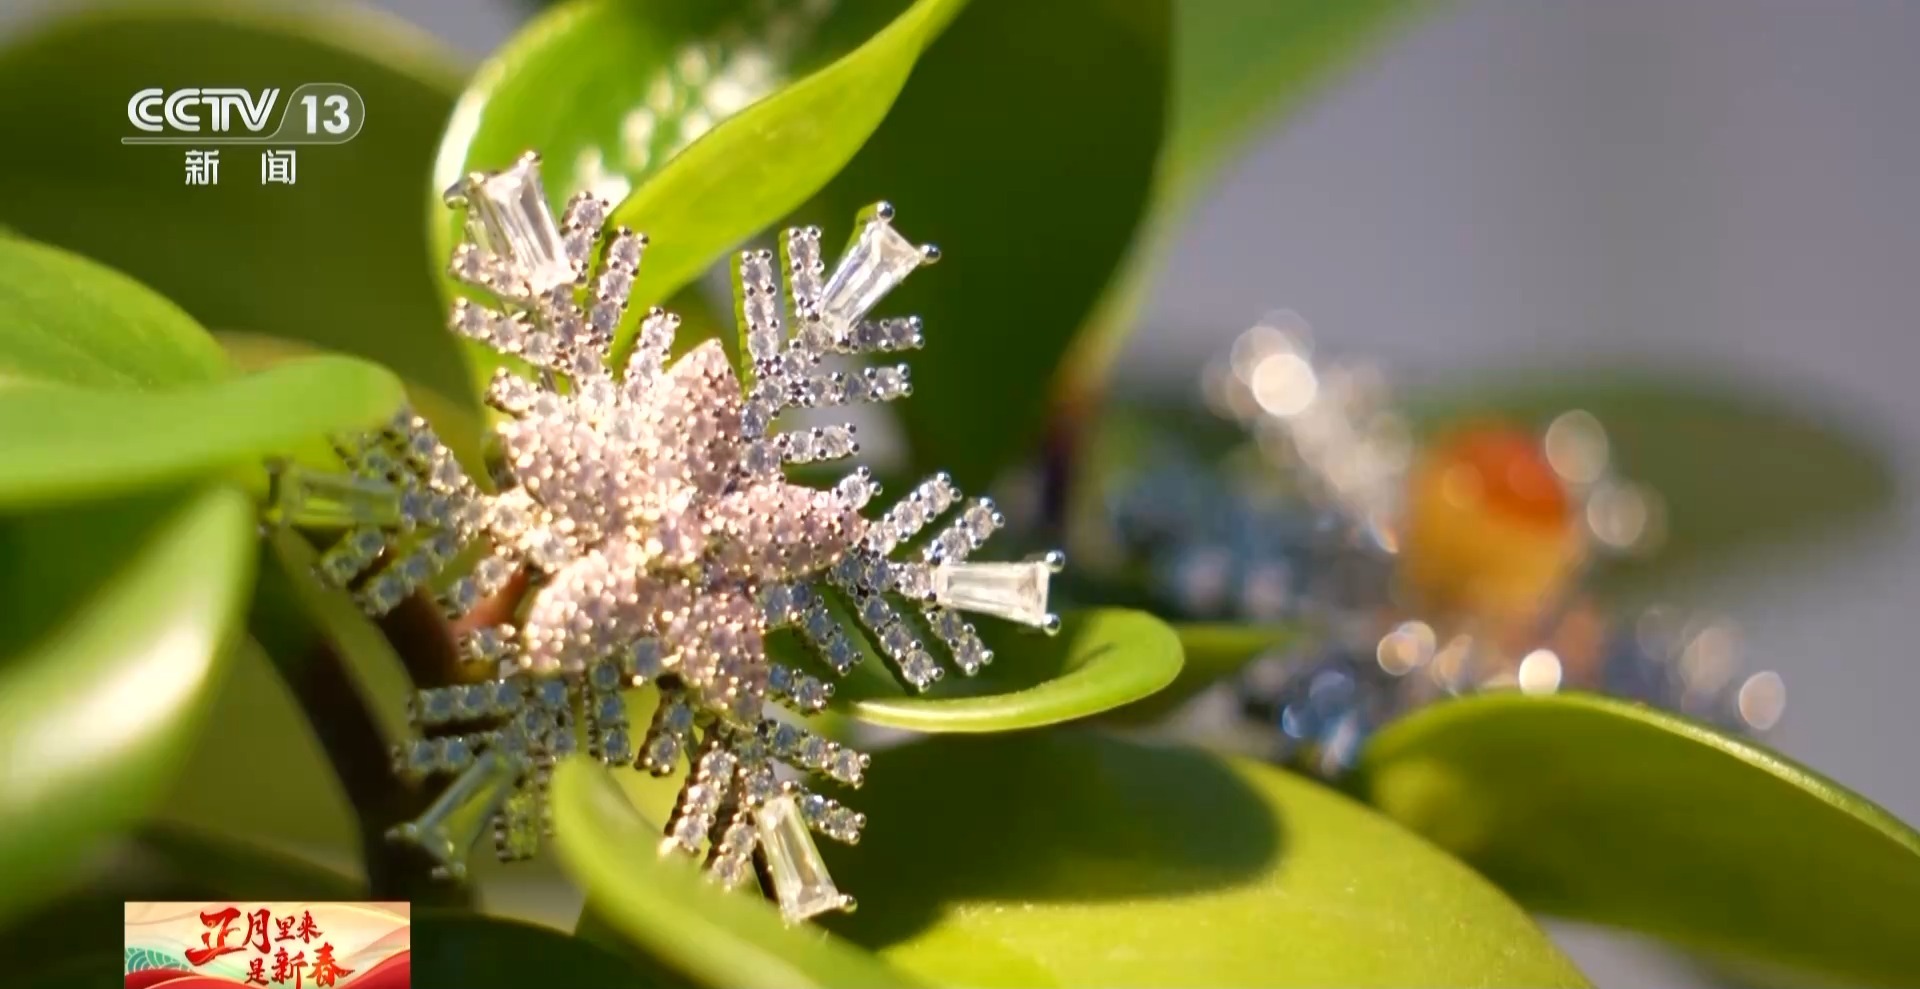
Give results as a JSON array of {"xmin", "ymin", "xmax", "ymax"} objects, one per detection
[
  {"xmin": 826, "ymin": 805, "xmax": 861, "ymax": 841},
  {"xmin": 466, "ymin": 157, "xmax": 576, "ymax": 296},
  {"xmin": 792, "ymin": 677, "xmax": 828, "ymax": 711},
  {"xmin": 743, "ymin": 769, "xmax": 780, "ymax": 805},
  {"xmin": 901, "ymin": 650, "xmax": 940, "ymax": 687},
  {"xmin": 763, "ymin": 584, "xmax": 794, "ymax": 622},
  {"xmin": 417, "ymin": 689, "xmax": 451, "ymax": 725},
  {"xmin": 772, "ymin": 722, "xmax": 803, "ymax": 754},
  {"xmin": 563, "ymin": 194, "xmax": 607, "ymax": 232},
  {"xmin": 629, "ymin": 639, "xmax": 665, "ymax": 680},
  {"xmin": 459, "ymin": 683, "xmax": 492, "ymax": 717},
  {"xmin": 817, "ymin": 216, "xmax": 923, "ymax": 338},
  {"xmin": 835, "ymin": 473, "xmax": 875, "ymax": 508},
  {"xmin": 825, "ymin": 636, "xmax": 858, "ymax": 673},
  {"xmin": 829, "ymin": 748, "xmax": 863, "ymax": 784},
  {"xmin": 671, "ymin": 812, "xmax": 708, "ymax": 850},
  {"xmin": 404, "ymin": 739, "xmax": 436, "ymax": 774},
  {"xmin": 644, "ymin": 734, "xmax": 681, "ymax": 772},
  {"xmin": 892, "ymin": 565, "xmax": 932, "ymax": 599},
  {"xmin": 756, "ymin": 794, "xmax": 846, "ymax": 922},
  {"xmin": 265, "ymin": 466, "xmax": 402, "ymax": 529},
  {"xmin": 797, "ymin": 735, "xmax": 828, "ymax": 766},
  {"xmin": 931, "ymin": 561, "xmax": 1052, "ymax": 627},
  {"xmin": 712, "ymin": 853, "xmax": 750, "ymax": 889},
  {"xmin": 602, "ymin": 728, "xmax": 633, "ymax": 763},
  {"xmin": 686, "ymin": 783, "xmax": 721, "ymax": 816},
  {"xmin": 804, "ymin": 607, "xmax": 836, "ymax": 641},
  {"xmin": 442, "ymin": 736, "xmax": 473, "ymax": 770}
]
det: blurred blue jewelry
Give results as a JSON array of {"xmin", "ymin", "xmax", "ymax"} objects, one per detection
[{"xmin": 1105, "ymin": 312, "xmax": 1784, "ymax": 779}]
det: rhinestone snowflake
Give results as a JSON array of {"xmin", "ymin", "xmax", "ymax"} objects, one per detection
[{"xmin": 268, "ymin": 152, "xmax": 1063, "ymax": 922}]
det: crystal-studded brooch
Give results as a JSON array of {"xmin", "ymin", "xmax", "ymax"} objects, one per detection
[
  {"xmin": 1106, "ymin": 312, "xmax": 1784, "ymax": 778},
  {"xmin": 264, "ymin": 152, "xmax": 1064, "ymax": 922}
]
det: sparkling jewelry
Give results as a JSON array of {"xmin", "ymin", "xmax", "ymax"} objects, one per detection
[
  {"xmin": 266, "ymin": 152, "xmax": 1064, "ymax": 922},
  {"xmin": 1108, "ymin": 313, "xmax": 1783, "ymax": 777}
]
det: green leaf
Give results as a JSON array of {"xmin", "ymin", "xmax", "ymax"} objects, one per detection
[
  {"xmin": 0, "ymin": 2, "xmax": 479, "ymax": 445},
  {"xmin": 413, "ymin": 912, "xmax": 650, "ymax": 988},
  {"xmin": 0, "ymin": 355, "xmax": 403, "ymax": 510},
  {"xmin": 0, "ymin": 237, "xmax": 227, "ymax": 388},
  {"xmin": 435, "ymin": 0, "xmax": 968, "ymax": 358},
  {"xmin": 808, "ymin": 0, "xmax": 1170, "ymax": 487},
  {"xmin": 1354, "ymin": 692, "xmax": 1920, "ymax": 987},
  {"xmin": 0, "ymin": 237, "xmax": 403, "ymax": 508},
  {"xmin": 817, "ymin": 608, "xmax": 1183, "ymax": 733},
  {"xmin": 606, "ymin": 0, "xmax": 966, "ymax": 317},
  {"xmin": 824, "ymin": 730, "xmax": 1586, "ymax": 987},
  {"xmin": 1403, "ymin": 372, "xmax": 1898, "ymax": 593},
  {"xmin": 1108, "ymin": 622, "xmax": 1302, "ymax": 723},
  {"xmin": 0, "ymin": 487, "xmax": 253, "ymax": 926},
  {"xmin": 548, "ymin": 756, "xmax": 923, "ymax": 989}
]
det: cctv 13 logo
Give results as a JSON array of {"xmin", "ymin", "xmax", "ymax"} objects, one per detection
[{"xmin": 125, "ymin": 83, "xmax": 365, "ymax": 144}]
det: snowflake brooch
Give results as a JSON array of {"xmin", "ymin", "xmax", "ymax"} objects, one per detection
[{"xmin": 266, "ymin": 152, "xmax": 1063, "ymax": 922}]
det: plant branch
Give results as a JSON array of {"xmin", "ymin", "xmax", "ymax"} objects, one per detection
[{"xmin": 249, "ymin": 532, "xmax": 471, "ymax": 906}]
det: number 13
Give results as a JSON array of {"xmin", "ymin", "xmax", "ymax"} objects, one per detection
[{"xmin": 301, "ymin": 94, "xmax": 351, "ymax": 135}]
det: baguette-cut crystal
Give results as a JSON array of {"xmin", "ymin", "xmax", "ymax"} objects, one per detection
[
  {"xmin": 265, "ymin": 466, "xmax": 402, "ymax": 529},
  {"xmin": 387, "ymin": 750, "xmax": 517, "ymax": 879},
  {"xmin": 756, "ymin": 794, "xmax": 847, "ymax": 922},
  {"xmin": 930, "ymin": 561, "xmax": 1052, "ymax": 628},
  {"xmin": 466, "ymin": 157, "xmax": 576, "ymax": 297},
  {"xmin": 817, "ymin": 214, "xmax": 923, "ymax": 339}
]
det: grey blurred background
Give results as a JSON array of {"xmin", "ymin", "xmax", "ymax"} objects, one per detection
[{"xmin": 9, "ymin": 0, "xmax": 1915, "ymax": 983}]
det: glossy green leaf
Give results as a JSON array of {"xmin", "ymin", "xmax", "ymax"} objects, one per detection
[
  {"xmin": 0, "ymin": 236, "xmax": 226, "ymax": 389},
  {"xmin": 215, "ymin": 328, "xmax": 483, "ymax": 468},
  {"xmin": 0, "ymin": 236, "xmax": 402, "ymax": 507},
  {"xmin": 413, "ymin": 912, "xmax": 648, "ymax": 988},
  {"xmin": 815, "ymin": 608, "xmax": 1182, "ymax": 733},
  {"xmin": 435, "ymin": 0, "xmax": 966, "ymax": 356},
  {"xmin": 822, "ymin": 730, "xmax": 1585, "ymax": 987},
  {"xmin": 548, "ymin": 757, "xmax": 923, "ymax": 989},
  {"xmin": 1355, "ymin": 692, "xmax": 1920, "ymax": 986},
  {"xmin": 0, "ymin": 487, "xmax": 254, "ymax": 926},
  {"xmin": 805, "ymin": 0, "xmax": 1168, "ymax": 487},
  {"xmin": 606, "ymin": 0, "xmax": 965, "ymax": 317},
  {"xmin": 1109, "ymin": 622, "xmax": 1302, "ymax": 723},
  {"xmin": 0, "ymin": 2, "xmax": 479, "ymax": 445},
  {"xmin": 0, "ymin": 356, "xmax": 403, "ymax": 509},
  {"xmin": 1404, "ymin": 372, "xmax": 1898, "ymax": 593}
]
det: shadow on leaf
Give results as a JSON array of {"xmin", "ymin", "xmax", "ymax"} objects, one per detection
[{"xmin": 820, "ymin": 730, "xmax": 1280, "ymax": 947}]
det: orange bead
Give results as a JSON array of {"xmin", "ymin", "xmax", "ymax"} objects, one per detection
[{"xmin": 1399, "ymin": 423, "xmax": 1584, "ymax": 622}]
